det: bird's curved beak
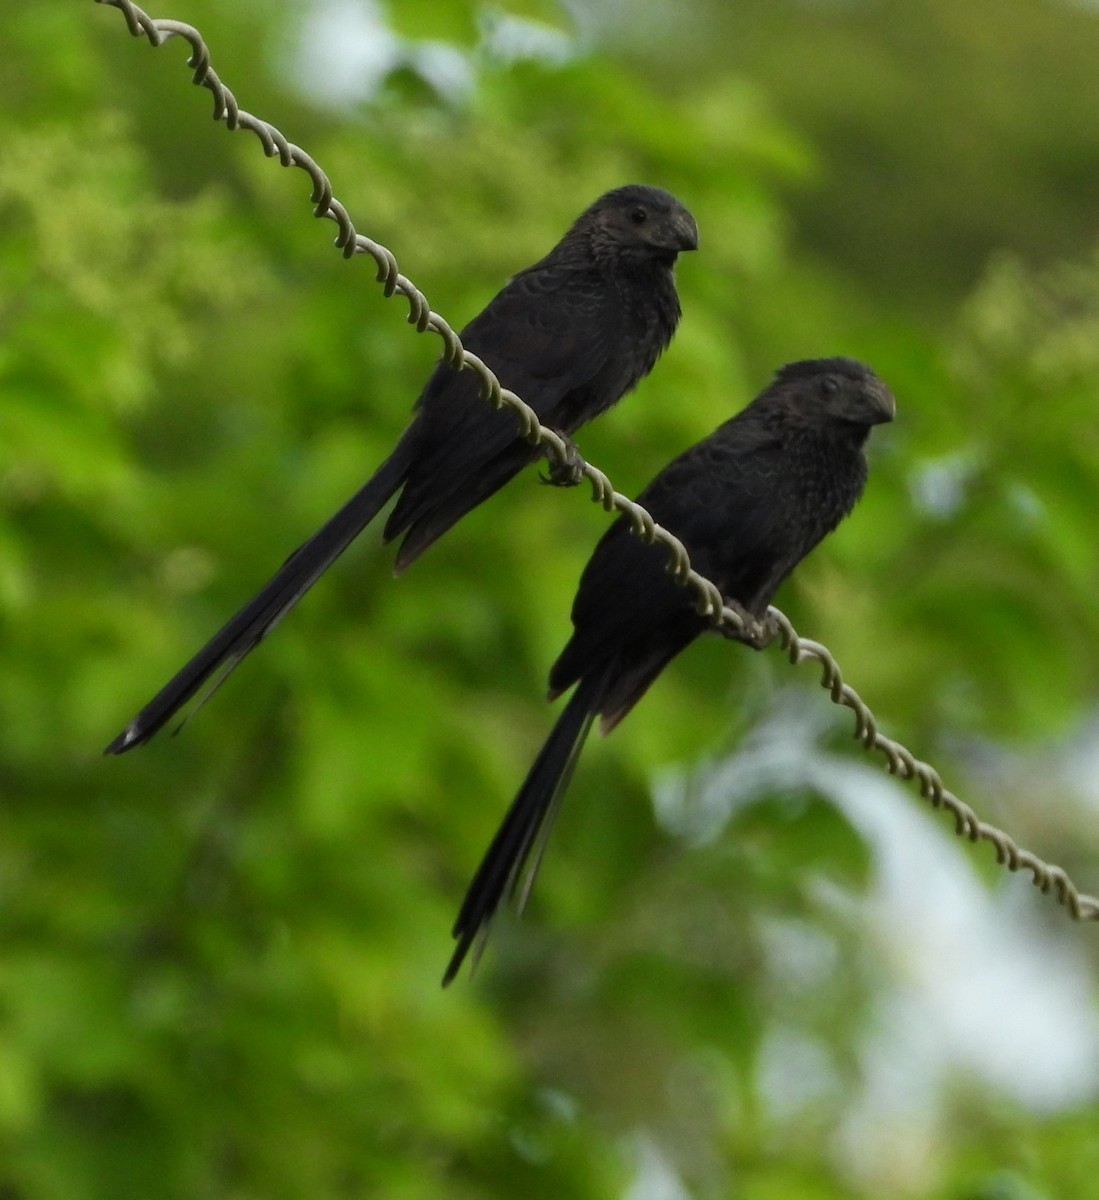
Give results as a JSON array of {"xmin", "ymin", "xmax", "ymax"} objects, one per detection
[
  {"xmin": 867, "ymin": 383, "xmax": 897, "ymax": 425},
  {"xmin": 673, "ymin": 210, "xmax": 700, "ymax": 252}
]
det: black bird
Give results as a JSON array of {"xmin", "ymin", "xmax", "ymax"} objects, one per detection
[
  {"xmin": 444, "ymin": 357, "xmax": 895, "ymax": 983},
  {"xmin": 106, "ymin": 185, "xmax": 698, "ymax": 754}
]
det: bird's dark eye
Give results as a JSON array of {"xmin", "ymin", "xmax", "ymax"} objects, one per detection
[
  {"xmin": 820, "ymin": 376, "xmax": 839, "ymax": 396},
  {"xmin": 630, "ymin": 207, "xmax": 648, "ymax": 225}
]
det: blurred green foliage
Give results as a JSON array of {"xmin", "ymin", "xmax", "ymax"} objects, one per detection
[{"xmin": 2, "ymin": 0, "xmax": 1099, "ymax": 1196}]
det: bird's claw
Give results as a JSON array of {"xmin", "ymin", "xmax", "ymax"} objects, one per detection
[
  {"xmin": 722, "ymin": 601, "xmax": 771, "ymax": 649},
  {"xmin": 540, "ymin": 434, "xmax": 586, "ymax": 488}
]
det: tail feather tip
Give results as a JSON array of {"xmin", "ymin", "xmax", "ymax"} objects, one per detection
[{"xmin": 103, "ymin": 723, "xmax": 142, "ymax": 756}]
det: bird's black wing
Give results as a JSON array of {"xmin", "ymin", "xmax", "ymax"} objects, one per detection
[
  {"xmin": 384, "ymin": 264, "xmax": 623, "ymax": 562},
  {"xmin": 548, "ymin": 414, "xmax": 789, "ymax": 699}
]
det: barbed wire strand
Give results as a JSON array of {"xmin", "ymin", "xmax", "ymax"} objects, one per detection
[{"xmin": 95, "ymin": 0, "xmax": 1099, "ymax": 922}]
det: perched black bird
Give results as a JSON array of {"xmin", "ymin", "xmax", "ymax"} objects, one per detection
[
  {"xmin": 444, "ymin": 357, "xmax": 895, "ymax": 983},
  {"xmin": 106, "ymin": 185, "xmax": 698, "ymax": 754}
]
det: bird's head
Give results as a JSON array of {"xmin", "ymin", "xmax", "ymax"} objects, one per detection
[
  {"xmin": 772, "ymin": 357, "xmax": 896, "ymax": 432},
  {"xmin": 579, "ymin": 184, "xmax": 699, "ymax": 265}
]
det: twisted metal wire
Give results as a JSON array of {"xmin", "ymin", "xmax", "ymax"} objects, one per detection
[{"xmin": 95, "ymin": 0, "xmax": 1099, "ymax": 922}]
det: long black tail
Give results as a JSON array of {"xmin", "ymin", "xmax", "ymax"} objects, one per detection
[
  {"xmin": 443, "ymin": 668, "xmax": 610, "ymax": 986},
  {"xmin": 105, "ymin": 436, "xmax": 415, "ymax": 755}
]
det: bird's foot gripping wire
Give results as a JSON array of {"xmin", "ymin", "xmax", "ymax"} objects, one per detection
[
  {"xmin": 540, "ymin": 433, "xmax": 587, "ymax": 488},
  {"xmin": 721, "ymin": 601, "xmax": 772, "ymax": 650}
]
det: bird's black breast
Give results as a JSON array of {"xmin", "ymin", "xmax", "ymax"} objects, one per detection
[
  {"xmin": 549, "ymin": 417, "xmax": 869, "ymax": 697},
  {"xmin": 549, "ymin": 263, "xmax": 681, "ymax": 435}
]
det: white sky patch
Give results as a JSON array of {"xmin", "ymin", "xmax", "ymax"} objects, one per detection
[
  {"xmin": 479, "ymin": 9, "xmax": 579, "ymax": 64},
  {"xmin": 405, "ymin": 40, "xmax": 476, "ymax": 103},
  {"xmin": 622, "ymin": 1132, "xmax": 692, "ymax": 1200},
  {"xmin": 757, "ymin": 1024, "xmax": 842, "ymax": 1121},
  {"xmin": 292, "ymin": 1, "xmax": 576, "ymax": 109},
  {"xmin": 1042, "ymin": 709, "xmax": 1099, "ymax": 813},
  {"xmin": 908, "ymin": 450, "xmax": 980, "ymax": 520},
  {"xmin": 294, "ymin": 0, "xmax": 402, "ymax": 105},
  {"xmin": 655, "ymin": 690, "xmax": 1099, "ymax": 1138}
]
